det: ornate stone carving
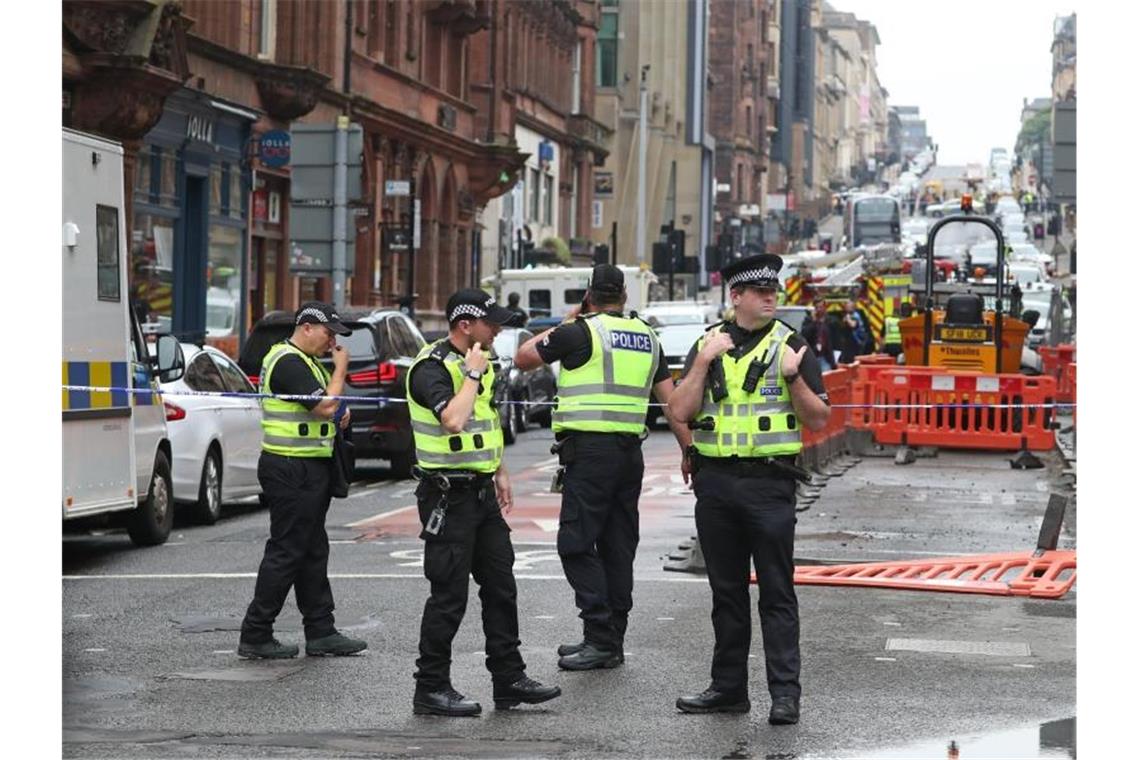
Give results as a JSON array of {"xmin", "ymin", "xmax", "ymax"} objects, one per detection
[
  {"xmin": 255, "ymin": 61, "xmax": 331, "ymax": 121},
  {"xmin": 70, "ymin": 62, "xmax": 185, "ymax": 140}
]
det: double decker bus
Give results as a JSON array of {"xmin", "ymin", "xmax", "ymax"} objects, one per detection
[{"xmin": 843, "ymin": 194, "xmax": 902, "ymax": 248}]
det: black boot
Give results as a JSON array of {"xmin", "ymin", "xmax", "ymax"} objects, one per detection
[
  {"xmin": 676, "ymin": 687, "xmax": 751, "ymax": 714},
  {"xmin": 237, "ymin": 638, "xmax": 299, "ymax": 660},
  {"xmin": 557, "ymin": 643, "xmax": 623, "ymax": 671},
  {"xmin": 557, "ymin": 640, "xmax": 586, "ymax": 657},
  {"xmin": 412, "ymin": 686, "xmax": 482, "ymax": 717},
  {"xmin": 768, "ymin": 696, "xmax": 800, "ymax": 725},
  {"xmin": 493, "ymin": 676, "xmax": 562, "ymax": 709}
]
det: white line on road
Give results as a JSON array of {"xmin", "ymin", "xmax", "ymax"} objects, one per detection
[
  {"xmin": 656, "ymin": 617, "xmax": 675, "ymax": 621},
  {"xmin": 874, "ymin": 657, "xmax": 897, "ymax": 662},
  {"xmin": 83, "ymin": 648, "xmax": 106, "ymax": 653},
  {"xmin": 344, "ymin": 504, "xmax": 418, "ymax": 528},
  {"xmin": 882, "ymin": 621, "xmax": 902, "ymax": 626},
  {"xmin": 534, "ymin": 615, "xmax": 555, "ymax": 620},
  {"xmin": 71, "ymin": 614, "xmax": 93, "ymax": 619},
  {"xmin": 532, "ymin": 519, "xmax": 560, "ymax": 532},
  {"xmin": 1013, "ymin": 663, "xmax": 1036, "ymax": 669},
  {"xmin": 63, "ymin": 572, "xmax": 710, "ymax": 583},
  {"xmin": 212, "ymin": 650, "xmax": 234, "ymax": 655}
]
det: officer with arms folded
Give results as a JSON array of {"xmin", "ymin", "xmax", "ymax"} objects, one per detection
[
  {"xmin": 515, "ymin": 264, "xmax": 691, "ymax": 670},
  {"xmin": 669, "ymin": 254, "xmax": 831, "ymax": 724},
  {"xmin": 407, "ymin": 289, "xmax": 562, "ymax": 716},
  {"xmin": 239, "ymin": 302, "xmax": 367, "ymax": 659}
]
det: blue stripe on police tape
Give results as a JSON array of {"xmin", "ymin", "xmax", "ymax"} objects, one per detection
[{"xmin": 60, "ymin": 385, "xmax": 1076, "ymax": 410}]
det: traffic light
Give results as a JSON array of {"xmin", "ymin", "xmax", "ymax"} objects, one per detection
[
  {"xmin": 592, "ymin": 243, "xmax": 610, "ymax": 266},
  {"xmin": 652, "ymin": 242, "xmax": 671, "ymax": 275}
]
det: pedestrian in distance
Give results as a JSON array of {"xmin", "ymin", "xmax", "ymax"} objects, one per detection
[
  {"xmin": 506, "ymin": 292, "xmax": 530, "ymax": 324},
  {"xmin": 406, "ymin": 289, "xmax": 561, "ymax": 717},
  {"xmin": 669, "ymin": 253, "xmax": 831, "ymax": 725},
  {"xmin": 238, "ymin": 302, "xmax": 367, "ymax": 660},
  {"xmin": 881, "ymin": 302, "xmax": 909, "ymax": 359},
  {"xmin": 515, "ymin": 264, "xmax": 691, "ymax": 671},
  {"xmin": 801, "ymin": 300, "xmax": 836, "ymax": 371},
  {"xmin": 839, "ymin": 299, "xmax": 868, "ymax": 363}
]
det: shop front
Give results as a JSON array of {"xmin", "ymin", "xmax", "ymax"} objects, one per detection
[{"xmin": 129, "ymin": 88, "xmax": 257, "ymax": 357}]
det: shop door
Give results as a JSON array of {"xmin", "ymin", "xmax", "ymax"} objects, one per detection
[{"xmin": 175, "ymin": 173, "xmax": 208, "ymax": 340}]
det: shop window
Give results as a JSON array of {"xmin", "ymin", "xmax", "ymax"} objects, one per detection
[
  {"xmin": 130, "ymin": 213, "xmax": 176, "ymax": 330},
  {"xmin": 225, "ymin": 164, "xmax": 244, "ymax": 220},
  {"xmin": 210, "ymin": 165, "xmax": 223, "ymax": 216},
  {"xmin": 160, "ymin": 152, "xmax": 178, "ymax": 208},
  {"xmin": 96, "ymin": 205, "xmax": 121, "ymax": 302},
  {"xmin": 207, "ymin": 224, "xmax": 243, "ymax": 339},
  {"xmin": 529, "ymin": 167, "xmax": 540, "ymax": 222}
]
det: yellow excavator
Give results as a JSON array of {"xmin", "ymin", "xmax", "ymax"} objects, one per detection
[{"xmin": 899, "ymin": 195, "xmax": 1030, "ymax": 373}]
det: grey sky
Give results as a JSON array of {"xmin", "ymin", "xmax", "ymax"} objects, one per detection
[{"xmin": 830, "ymin": 0, "xmax": 1075, "ymax": 165}]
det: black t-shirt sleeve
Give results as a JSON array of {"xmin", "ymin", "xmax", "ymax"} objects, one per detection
[
  {"xmin": 268, "ymin": 354, "xmax": 324, "ymax": 411},
  {"xmin": 680, "ymin": 343, "xmax": 700, "ymax": 378},
  {"xmin": 652, "ymin": 346, "xmax": 671, "ymax": 384},
  {"xmin": 408, "ymin": 360, "xmax": 457, "ymax": 421},
  {"xmin": 786, "ymin": 333, "xmax": 828, "ymax": 402},
  {"xmin": 535, "ymin": 321, "xmax": 593, "ymax": 370}
]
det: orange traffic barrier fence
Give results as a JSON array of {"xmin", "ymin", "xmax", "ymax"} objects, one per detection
[
  {"xmin": 1038, "ymin": 344, "xmax": 1076, "ymax": 383},
  {"xmin": 866, "ymin": 368, "xmax": 1057, "ymax": 451},
  {"xmin": 852, "ymin": 353, "xmax": 896, "ymax": 366},
  {"xmin": 787, "ymin": 550, "xmax": 1075, "ymax": 599},
  {"xmin": 849, "ymin": 361, "xmax": 900, "ymax": 430},
  {"xmin": 802, "ymin": 367, "xmax": 851, "ymax": 451},
  {"xmin": 1059, "ymin": 362, "xmax": 1076, "ymax": 405}
]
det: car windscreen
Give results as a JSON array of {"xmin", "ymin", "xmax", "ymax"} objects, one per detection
[{"xmin": 658, "ymin": 325, "xmax": 709, "ymax": 358}]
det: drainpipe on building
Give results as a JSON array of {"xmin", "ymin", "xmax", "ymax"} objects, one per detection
[{"xmin": 636, "ymin": 65, "xmax": 650, "ymax": 265}]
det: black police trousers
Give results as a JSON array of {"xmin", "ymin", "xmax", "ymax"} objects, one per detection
[
  {"xmin": 414, "ymin": 476, "xmax": 526, "ymax": 690},
  {"xmin": 557, "ymin": 433, "xmax": 644, "ymax": 651},
  {"xmin": 693, "ymin": 464, "xmax": 801, "ymax": 699},
  {"xmin": 241, "ymin": 452, "xmax": 336, "ymax": 643}
]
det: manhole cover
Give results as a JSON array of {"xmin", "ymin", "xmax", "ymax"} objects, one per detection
[{"xmin": 885, "ymin": 638, "xmax": 1031, "ymax": 656}]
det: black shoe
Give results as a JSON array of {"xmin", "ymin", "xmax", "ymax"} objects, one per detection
[
  {"xmin": 557, "ymin": 640, "xmax": 625, "ymax": 662},
  {"xmin": 412, "ymin": 686, "xmax": 482, "ymax": 717},
  {"xmin": 557, "ymin": 640, "xmax": 586, "ymax": 657},
  {"xmin": 306, "ymin": 631, "xmax": 367, "ymax": 657},
  {"xmin": 237, "ymin": 638, "xmax": 299, "ymax": 660},
  {"xmin": 768, "ymin": 696, "xmax": 800, "ymax": 725},
  {"xmin": 557, "ymin": 643, "xmax": 623, "ymax": 671},
  {"xmin": 676, "ymin": 688, "xmax": 751, "ymax": 714},
  {"xmin": 493, "ymin": 676, "xmax": 563, "ymax": 709}
]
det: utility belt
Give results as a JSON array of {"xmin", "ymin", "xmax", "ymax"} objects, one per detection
[
  {"xmin": 412, "ymin": 464, "xmax": 494, "ymax": 491},
  {"xmin": 688, "ymin": 448, "xmax": 811, "ymax": 483}
]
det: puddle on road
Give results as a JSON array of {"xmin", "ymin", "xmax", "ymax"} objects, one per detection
[
  {"xmin": 839, "ymin": 717, "xmax": 1075, "ymax": 759},
  {"xmin": 158, "ymin": 661, "xmax": 305, "ymax": 682},
  {"xmin": 720, "ymin": 718, "xmax": 1075, "ymax": 759}
]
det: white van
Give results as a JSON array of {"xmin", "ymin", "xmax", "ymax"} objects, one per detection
[
  {"xmin": 62, "ymin": 129, "xmax": 185, "ymax": 545},
  {"xmin": 482, "ymin": 265, "xmax": 657, "ymax": 321}
]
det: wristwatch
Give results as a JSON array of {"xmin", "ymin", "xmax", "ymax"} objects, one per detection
[
  {"xmin": 465, "ymin": 368, "xmax": 484, "ymax": 382},
  {"xmin": 783, "ymin": 372, "xmax": 800, "ymax": 387}
]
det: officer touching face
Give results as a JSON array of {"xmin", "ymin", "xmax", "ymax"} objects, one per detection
[
  {"xmin": 515, "ymin": 264, "xmax": 691, "ymax": 671},
  {"xmin": 669, "ymin": 254, "xmax": 831, "ymax": 725},
  {"xmin": 406, "ymin": 289, "xmax": 561, "ymax": 717}
]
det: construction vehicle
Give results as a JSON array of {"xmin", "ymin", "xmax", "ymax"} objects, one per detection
[{"xmin": 899, "ymin": 195, "xmax": 1031, "ymax": 373}]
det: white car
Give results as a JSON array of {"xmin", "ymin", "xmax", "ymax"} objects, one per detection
[
  {"xmin": 160, "ymin": 343, "xmax": 264, "ymax": 524},
  {"xmin": 641, "ymin": 301, "xmax": 720, "ymax": 327},
  {"xmin": 1008, "ymin": 242, "xmax": 1054, "ymax": 275},
  {"xmin": 1008, "ymin": 262, "xmax": 1047, "ymax": 287}
]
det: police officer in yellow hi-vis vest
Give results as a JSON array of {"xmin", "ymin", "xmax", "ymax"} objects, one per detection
[
  {"xmin": 669, "ymin": 254, "xmax": 831, "ymax": 725},
  {"xmin": 406, "ymin": 289, "xmax": 561, "ymax": 717},
  {"xmin": 516, "ymin": 264, "xmax": 690, "ymax": 671},
  {"xmin": 239, "ymin": 302, "xmax": 367, "ymax": 660}
]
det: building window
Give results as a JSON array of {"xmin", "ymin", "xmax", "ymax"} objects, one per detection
[
  {"xmin": 259, "ymin": 0, "xmax": 277, "ymax": 60},
  {"xmin": 543, "ymin": 173, "xmax": 554, "ymax": 225},
  {"xmin": 746, "ymin": 105, "xmax": 752, "ymax": 140},
  {"xmin": 597, "ymin": 2, "xmax": 618, "ymax": 88},
  {"xmin": 572, "ymin": 40, "xmax": 582, "ymax": 113},
  {"xmin": 530, "ymin": 167, "xmax": 541, "ymax": 222}
]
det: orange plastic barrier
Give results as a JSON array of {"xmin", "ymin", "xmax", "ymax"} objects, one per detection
[
  {"xmin": 1059, "ymin": 362, "xmax": 1076, "ymax": 405},
  {"xmin": 849, "ymin": 362, "xmax": 899, "ymax": 430},
  {"xmin": 866, "ymin": 368, "xmax": 1057, "ymax": 451},
  {"xmin": 852, "ymin": 353, "xmax": 896, "ymax": 366},
  {"xmin": 801, "ymin": 367, "xmax": 850, "ymax": 451},
  {"xmin": 1039, "ymin": 344, "xmax": 1076, "ymax": 383},
  {"xmin": 786, "ymin": 550, "xmax": 1075, "ymax": 599}
]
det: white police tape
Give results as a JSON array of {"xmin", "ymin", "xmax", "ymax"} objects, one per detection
[{"xmin": 61, "ymin": 385, "xmax": 1076, "ymax": 411}]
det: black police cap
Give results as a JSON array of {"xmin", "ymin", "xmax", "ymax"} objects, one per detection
[{"xmin": 720, "ymin": 253, "xmax": 784, "ymax": 290}]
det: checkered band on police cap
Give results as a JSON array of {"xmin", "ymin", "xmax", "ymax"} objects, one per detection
[
  {"xmin": 448, "ymin": 303, "xmax": 487, "ymax": 322},
  {"xmin": 727, "ymin": 266, "xmax": 781, "ymax": 288},
  {"xmin": 297, "ymin": 306, "xmax": 333, "ymax": 324}
]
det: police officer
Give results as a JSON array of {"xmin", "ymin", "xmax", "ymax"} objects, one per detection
[
  {"xmin": 881, "ymin": 302, "xmax": 910, "ymax": 359},
  {"xmin": 407, "ymin": 289, "xmax": 561, "ymax": 716},
  {"xmin": 669, "ymin": 254, "xmax": 831, "ymax": 724},
  {"xmin": 515, "ymin": 264, "xmax": 689, "ymax": 670},
  {"xmin": 239, "ymin": 302, "xmax": 367, "ymax": 659}
]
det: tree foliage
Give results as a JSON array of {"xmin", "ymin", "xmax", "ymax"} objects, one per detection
[{"xmin": 1015, "ymin": 109, "xmax": 1051, "ymax": 155}]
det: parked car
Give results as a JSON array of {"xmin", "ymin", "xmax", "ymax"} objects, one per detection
[
  {"xmin": 491, "ymin": 328, "xmax": 557, "ymax": 443},
  {"xmin": 640, "ymin": 301, "xmax": 719, "ymax": 326},
  {"xmin": 647, "ymin": 322, "xmax": 711, "ymax": 427},
  {"xmin": 238, "ymin": 308, "xmax": 426, "ymax": 478},
  {"xmin": 1008, "ymin": 242, "xmax": 1054, "ymax": 275},
  {"xmin": 161, "ymin": 343, "xmax": 264, "ymax": 524}
]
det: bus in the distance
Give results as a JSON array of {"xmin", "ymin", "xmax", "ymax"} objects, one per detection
[{"xmin": 843, "ymin": 194, "xmax": 902, "ymax": 248}]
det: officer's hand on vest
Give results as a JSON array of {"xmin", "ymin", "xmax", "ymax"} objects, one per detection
[
  {"xmin": 465, "ymin": 342, "xmax": 489, "ymax": 375},
  {"xmin": 699, "ymin": 331, "xmax": 735, "ymax": 363},
  {"xmin": 331, "ymin": 345, "xmax": 350, "ymax": 371},
  {"xmin": 782, "ymin": 343, "xmax": 808, "ymax": 377}
]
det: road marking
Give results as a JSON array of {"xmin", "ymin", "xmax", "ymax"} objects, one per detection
[
  {"xmin": 344, "ymin": 486, "xmax": 385, "ymax": 500},
  {"xmin": 163, "ymin": 542, "xmax": 187, "ymax": 546},
  {"xmin": 532, "ymin": 519, "xmax": 560, "ymax": 533},
  {"xmin": 874, "ymin": 657, "xmax": 897, "ymax": 662},
  {"xmin": 212, "ymin": 650, "xmax": 234, "ymax": 655},
  {"xmin": 534, "ymin": 615, "xmax": 555, "ymax": 620},
  {"xmin": 83, "ymin": 648, "xmax": 107, "ymax": 653},
  {"xmin": 72, "ymin": 614, "xmax": 93, "ymax": 619},
  {"xmin": 1013, "ymin": 663, "xmax": 1036, "ymax": 669},
  {"xmin": 882, "ymin": 621, "xmax": 902, "ymax": 627},
  {"xmin": 656, "ymin": 617, "xmax": 674, "ymax": 621},
  {"xmin": 344, "ymin": 504, "xmax": 418, "ymax": 528},
  {"xmin": 63, "ymin": 572, "xmax": 710, "ymax": 582},
  {"xmin": 1001, "ymin": 493, "xmax": 1017, "ymax": 506}
]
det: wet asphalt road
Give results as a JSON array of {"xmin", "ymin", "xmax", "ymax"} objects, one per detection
[{"xmin": 63, "ymin": 426, "xmax": 1076, "ymax": 758}]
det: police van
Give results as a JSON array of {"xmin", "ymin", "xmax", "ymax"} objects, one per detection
[
  {"xmin": 62, "ymin": 129, "xmax": 185, "ymax": 545},
  {"xmin": 482, "ymin": 265, "xmax": 657, "ymax": 321}
]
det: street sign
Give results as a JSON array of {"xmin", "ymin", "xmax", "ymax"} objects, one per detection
[
  {"xmin": 289, "ymin": 123, "xmax": 364, "ymax": 201},
  {"xmin": 259, "ymin": 129, "xmax": 291, "ymax": 168},
  {"xmin": 385, "ymin": 180, "xmax": 411, "ymax": 197}
]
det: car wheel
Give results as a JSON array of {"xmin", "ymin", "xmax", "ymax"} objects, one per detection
[
  {"xmin": 191, "ymin": 448, "xmax": 223, "ymax": 525},
  {"xmin": 515, "ymin": 392, "xmax": 529, "ymax": 435},
  {"xmin": 389, "ymin": 449, "xmax": 414, "ymax": 479},
  {"xmin": 502, "ymin": 399, "xmax": 517, "ymax": 445},
  {"xmin": 127, "ymin": 450, "xmax": 174, "ymax": 547}
]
